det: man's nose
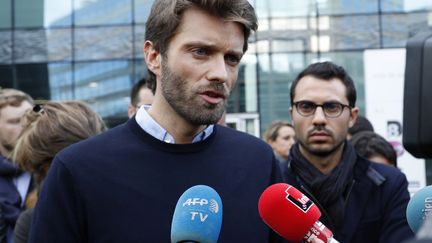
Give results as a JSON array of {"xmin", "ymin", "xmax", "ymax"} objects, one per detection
[
  {"xmin": 207, "ymin": 55, "xmax": 228, "ymax": 83},
  {"xmin": 312, "ymin": 106, "xmax": 327, "ymax": 125}
]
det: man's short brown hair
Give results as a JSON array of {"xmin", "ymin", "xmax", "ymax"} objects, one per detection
[{"xmin": 145, "ymin": 0, "xmax": 258, "ymax": 85}]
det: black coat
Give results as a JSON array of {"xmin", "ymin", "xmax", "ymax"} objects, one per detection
[{"xmin": 281, "ymin": 152, "xmax": 414, "ymax": 243}]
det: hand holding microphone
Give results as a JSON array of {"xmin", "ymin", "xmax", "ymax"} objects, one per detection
[
  {"xmin": 258, "ymin": 183, "xmax": 339, "ymax": 243},
  {"xmin": 171, "ymin": 185, "xmax": 222, "ymax": 243}
]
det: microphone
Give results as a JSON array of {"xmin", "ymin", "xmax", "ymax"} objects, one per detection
[
  {"xmin": 171, "ymin": 185, "xmax": 223, "ymax": 243},
  {"xmin": 258, "ymin": 183, "xmax": 339, "ymax": 243},
  {"xmin": 406, "ymin": 185, "xmax": 432, "ymax": 236}
]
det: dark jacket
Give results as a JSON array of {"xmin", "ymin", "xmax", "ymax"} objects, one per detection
[
  {"xmin": 0, "ymin": 155, "xmax": 24, "ymax": 242},
  {"xmin": 281, "ymin": 150, "xmax": 414, "ymax": 243}
]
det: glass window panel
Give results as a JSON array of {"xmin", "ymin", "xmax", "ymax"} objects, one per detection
[
  {"xmin": 48, "ymin": 63, "xmax": 73, "ymax": 100},
  {"xmin": 15, "ymin": 0, "xmax": 44, "ymax": 27},
  {"xmin": 134, "ymin": 59, "xmax": 149, "ymax": 82},
  {"xmin": 47, "ymin": 29, "xmax": 72, "ymax": 61},
  {"xmin": 254, "ymin": 0, "xmax": 270, "ymax": 18},
  {"xmin": 318, "ymin": 0, "xmax": 378, "ymax": 15},
  {"xmin": 74, "ymin": 0, "xmax": 132, "ymax": 26},
  {"xmin": 382, "ymin": 12, "xmax": 432, "ymax": 48},
  {"xmin": 257, "ymin": 18, "xmax": 314, "ymax": 53},
  {"xmin": 75, "ymin": 26, "xmax": 133, "ymax": 61},
  {"xmin": 320, "ymin": 15, "xmax": 380, "ymax": 51},
  {"xmin": 271, "ymin": 17, "xmax": 308, "ymax": 31},
  {"xmin": 43, "ymin": 0, "xmax": 72, "ymax": 27},
  {"xmin": 227, "ymin": 54, "xmax": 258, "ymax": 113},
  {"xmin": 382, "ymin": 0, "xmax": 432, "ymax": 12},
  {"xmin": 319, "ymin": 51, "xmax": 366, "ymax": 113},
  {"xmin": 14, "ymin": 30, "xmax": 48, "ymax": 63},
  {"xmin": 0, "ymin": 65, "xmax": 13, "ymax": 88},
  {"xmin": 272, "ymin": 39, "xmax": 308, "ymax": 52},
  {"xmin": 134, "ymin": 0, "xmax": 154, "ymax": 23},
  {"xmin": 0, "ymin": 0, "xmax": 11, "ymax": 28},
  {"xmin": 227, "ymin": 64, "xmax": 247, "ymax": 113},
  {"xmin": 266, "ymin": 0, "xmax": 315, "ymax": 18},
  {"xmin": 244, "ymin": 54, "xmax": 258, "ymax": 113},
  {"xmin": 134, "ymin": 24, "xmax": 145, "ymax": 59},
  {"xmin": 0, "ymin": 31, "xmax": 12, "ymax": 64},
  {"xmin": 15, "ymin": 0, "xmax": 71, "ymax": 27},
  {"xmin": 257, "ymin": 52, "xmax": 314, "ymax": 135},
  {"xmin": 15, "ymin": 29, "xmax": 72, "ymax": 63},
  {"xmin": 74, "ymin": 61, "xmax": 133, "ymax": 119},
  {"xmin": 15, "ymin": 64, "xmax": 51, "ymax": 100}
]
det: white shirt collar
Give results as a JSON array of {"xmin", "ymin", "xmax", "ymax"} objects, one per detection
[{"xmin": 134, "ymin": 105, "xmax": 214, "ymax": 144}]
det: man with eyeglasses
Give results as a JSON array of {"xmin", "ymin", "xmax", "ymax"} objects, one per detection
[
  {"xmin": 0, "ymin": 88, "xmax": 34, "ymax": 243},
  {"xmin": 281, "ymin": 62, "xmax": 413, "ymax": 242}
]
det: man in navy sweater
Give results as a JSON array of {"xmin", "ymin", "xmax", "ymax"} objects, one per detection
[{"xmin": 29, "ymin": 0, "xmax": 282, "ymax": 242}]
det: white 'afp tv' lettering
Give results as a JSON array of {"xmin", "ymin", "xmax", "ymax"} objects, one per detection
[
  {"xmin": 190, "ymin": 212, "xmax": 209, "ymax": 222},
  {"xmin": 183, "ymin": 198, "xmax": 208, "ymax": 207}
]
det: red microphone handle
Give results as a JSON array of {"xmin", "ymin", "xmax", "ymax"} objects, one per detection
[{"xmin": 303, "ymin": 220, "xmax": 339, "ymax": 243}]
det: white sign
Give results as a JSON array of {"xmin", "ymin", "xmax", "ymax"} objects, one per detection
[{"xmin": 364, "ymin": 49, "xmax": 426, "ymax": 195}]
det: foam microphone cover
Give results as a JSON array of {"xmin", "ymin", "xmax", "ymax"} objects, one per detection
[
  {"xmin": 406, "ymin": 185, "xmax": 432, "ymax": 233},
  {"xmin": 258, "ymin": 183, "xmax": 321, "ymax": 241},
  {"xmin": 171, "ymin": 185, "xmax": 222, "ymax": 243}
]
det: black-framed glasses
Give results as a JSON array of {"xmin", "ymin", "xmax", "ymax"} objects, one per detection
[{"xmin": 293, "ymin": 100, "xmax": 351, "ymax": 118}]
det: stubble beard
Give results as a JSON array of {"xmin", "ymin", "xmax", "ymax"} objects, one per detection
[
  {"xmin": 160, "ymin": 61, "xmax": 227, "ymax": 126},
  {"xmin": 298, "ymin": 139, "xmax": 345, "ymax": 157},
  {"xmin": 298, "ymin": 126, "xmax": 346, "ymax": 157}
]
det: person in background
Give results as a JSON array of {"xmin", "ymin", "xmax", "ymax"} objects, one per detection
[
  {"xmin": 264, "ymin": 120, "xmax": 296, "ymax": 169},
  {"xmin": 11, "ymin": 101, "xmax": 106, "ymax": 243},
  {"xmin": 350, "ymin": 131, "xmax": 397, "ymax": 167},
  {"xmin": 127, "ymin": 77, "xmax": 156, "ymax": 118},
  {"xmin": 347, "ymin": 114, "xmax": 374, "ymax": 140},
  {"xmin": 281, "ymin": 61, "xmax": 413, "ymax": 242},
  {"xmin": 0, "ymin": 88, "xmax": 34, "ymax": 243},
  {"xmin": 28, "ymin": 1, "xmax": 283, "ymax": 242}
]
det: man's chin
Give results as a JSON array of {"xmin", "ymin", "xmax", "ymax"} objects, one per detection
[{"xmin": 304, "ymin": 144, "xmax": 336, "ymax": 157}]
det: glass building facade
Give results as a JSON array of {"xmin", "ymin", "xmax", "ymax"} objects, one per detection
[
  {"xmin": 0, "ymin": 0, "xmax": 431, "ymax": 131},
  {"xmin": 1, "ymin": 0, "xmax": 431, "ymax": 183}
]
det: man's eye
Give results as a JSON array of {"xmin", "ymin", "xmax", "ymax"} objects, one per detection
[
  {"xmin": 225, "ymin": 55, "xmax": 240, "ymax": 65},
  {"xmin": 193, "ymin": 48, "xmax": 207, "ymax": 56},
  {"xmin": 299, "ymin": 102, "xmax": 315, "ymax": 110},
  {"xmin": 324, "ymin": 103, "xmax": 341, "ymax": 111}
]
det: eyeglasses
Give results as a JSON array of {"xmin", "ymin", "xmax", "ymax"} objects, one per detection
[{"xmin": 293, "ymin": 100, "xmax": 351, "ymax": 118}]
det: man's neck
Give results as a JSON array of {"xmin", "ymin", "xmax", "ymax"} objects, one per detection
[
  {"xmin": 147, "ymin": 99, "xmax": 207, "ymax": 144},
  {"xmin": 299, "ymin": 144, "xmax": 345, "ymax": 174}
]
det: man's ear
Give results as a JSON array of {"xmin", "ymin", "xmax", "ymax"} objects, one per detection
[
  {"xmin": 348, "ymin": 107, "xmax": 359, "ymax": 128},
  {"xmin": 289, "ymin": 107, "xmax": 294, "ymax": 126},
  {"xmin": 144, "ymin": 40, "xmax": 161, "ymax": 77}
]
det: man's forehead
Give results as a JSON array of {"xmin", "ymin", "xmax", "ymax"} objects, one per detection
[{"xmin": 294, "ymin": 76, "xmax": 348, "ymax": 101}]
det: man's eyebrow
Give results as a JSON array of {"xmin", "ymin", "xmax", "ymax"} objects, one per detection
[{"xmin": 183, "ymin": 41, "xmax": 243, "ymax": 56}]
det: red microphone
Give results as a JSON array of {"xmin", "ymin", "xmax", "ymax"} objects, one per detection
[{"xmin": 258, "ymin": 183, "xmax": 339, "ymax": 243}]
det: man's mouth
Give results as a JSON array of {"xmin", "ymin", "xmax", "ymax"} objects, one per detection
[{"xmin": 200, "ymin": 91, "xmax": 226, "ymax": 105}]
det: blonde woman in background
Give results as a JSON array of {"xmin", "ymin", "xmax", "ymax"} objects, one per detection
[
  {"xmin": 11, "ymin": 101, "xmax": 106, "ymax": 243},
  {"xmin": 264, "ymin": 120, "xmax": 296, "ymax": 169}
]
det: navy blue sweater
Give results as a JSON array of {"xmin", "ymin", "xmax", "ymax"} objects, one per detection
[{"xmin": 29, "ymin": 118, "xmax": 283, "ymax": 243}]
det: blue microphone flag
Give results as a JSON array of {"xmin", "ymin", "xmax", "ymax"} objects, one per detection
[
  {"xmin": 406, "ymin": 185, "xmax": 432, "ymax": 233},
  {"xmin": 171, "ymin": 185, "xmax": 223, "ymax": 243}
]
